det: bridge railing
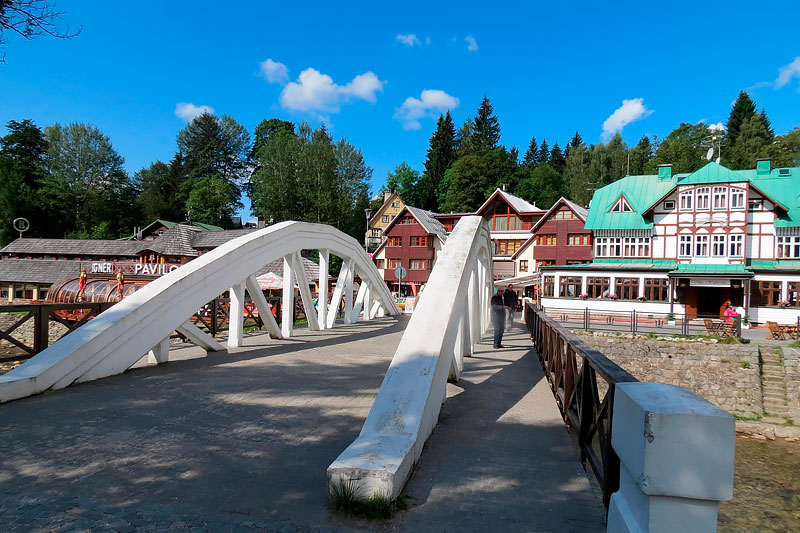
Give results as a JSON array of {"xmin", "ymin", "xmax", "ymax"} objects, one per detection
[
  {"xmin": 524, "ymin": 301, "xmax": 638, "ymax": 508},
  {"xmin": 327, "ymin": 215, "xmax": 493, "ymax": 499}
]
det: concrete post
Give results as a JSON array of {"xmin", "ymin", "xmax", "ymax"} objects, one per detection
[
  {"xmin": 468, "ymin": 267, "xmax": 479, "ymax": 354},
  {"xmin": 344, "ymin": 260, "xmax": 354, "ymax": 324},
  {"xmin": 363, "ymin": 282, "xmax": 372, "ymax": 320},
  {"xmin": 228, "ymin": 281, "xmax": 245, "ymax": 348},
  {"xmin": 282, "ymin": 255, "xmax": 294, "ymax": 338},
  {"xmin": 148, "ymin": 337, "xmax": 170, "ymax": 363},
  {"xmin": 318, "ymin": 249, "xmax": 329, "ymax": 330},
  {"xmin": 607, "ymin": 382, "xmax": 735, "ymax": 533},
  {"xmin": 460, "ymin": 297, "xmax": 471, "ymax": 356}
]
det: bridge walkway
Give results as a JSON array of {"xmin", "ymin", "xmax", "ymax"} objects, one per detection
[{"xmin": 0, "ymin": 317, "xmax": 604, "ymax": 531}]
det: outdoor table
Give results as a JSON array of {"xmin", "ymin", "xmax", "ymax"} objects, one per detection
[{"xmin": 780, "ymin": 324, "xmax": 799, "ymax": 340}]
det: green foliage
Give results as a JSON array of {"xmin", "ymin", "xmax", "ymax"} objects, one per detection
[
  {"xmin": 176, "ymin": 113, "xmax": 250, "ymax": 227},
  {"xmin": 726, "ymin": 91, "xmax": 757, "ymax": 146},
  {"xmin": 327, "ymin": 479, "xmax": 408, "ymax": 520},
  {"xmin": 628, "ymin": 135, "xmax": 653, "ymax": 175},
  {"xmin": 563, "ymin": 139, "xmax": 591, "ymax": 206},
  {"xmin": 42, "ymin": 121, "xmax": 138, "ymax": 238},
  {"xmin": 251, "ymin": 118, "xmax": 294, "ymax": 158},
  {"xmin": 134, "ymin": 158, "xmax": 188, "ymax": 222},
  {"xmin": 419, "ymin": 111, "xmax": 456, "ymax": 211},
  {"xmin": 549, "ymin": 143, "xmax": 566, "ymax": 174},
  {"xmin": 515, "ymin": 163, "xmax": 565, "ymax": 209},
  {"xmin": 250, "ymin": 121, "xmax": 371, "ymax": 242},
  {"xmin": 522, "ymin": 136, "xmax": 538, "ymax": 167},
  {"xmin": 762, "ymin": 128, "xmax": 800, "ymax": 167},
  {"xmin": 186, "ymin": 176, "xmax": 239, "ymax": 228},
  {"xmin": 386, "ymin": 162, "xmax": 421, "ymax": 207},
  {"xmin": 471, "ymin": 96, "xmax": 501, "ymax": 150},
  {"xmin": 0, "ymin": 119, "xmax": 49, "ymax": 244},
  {"xmin": 740, "ymin": 361, "xmax": 751, "ymax": 369},
  {"xmin": 439, "ymin": 154, "xmax": 490, "ymax": 212},
  {"xmin": 537, "ymin": 139, "xmax": 549, "ymax": 166},
  {"xmin": 728, "ymin": 113, "xmax": 774, "ymax": 169},
  {"xmin": 648, "ymin": 122, "xmax": 711, "ymax": 173}
]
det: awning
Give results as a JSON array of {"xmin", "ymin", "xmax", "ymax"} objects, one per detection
[{"xmin": 668, "ymin": 264, "xmax": 753, "ymax": 277}]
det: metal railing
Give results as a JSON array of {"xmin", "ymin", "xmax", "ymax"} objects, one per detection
[
  {"xmin": 525, "ymin": 301, "xmax": 638, "ymax": 508},
  {"xmin": 540, "ymin": 306, "xmax": 743, "ymax": 338}
]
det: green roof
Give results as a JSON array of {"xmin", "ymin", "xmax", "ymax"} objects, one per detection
[
  {"xmin": 669, "ymin": 264, "xmax": 752, "ymax": 275},
  {"xmin": 585, "ymin": 162, "xmax": 800, "ymax": 230}
]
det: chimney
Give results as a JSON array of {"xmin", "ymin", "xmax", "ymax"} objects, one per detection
[
  {"xmin": 384, "ymin": 191, "xmax": 392, "ymax": 202},
  {"xmin": 658, "ymin": 164, "xmax": 673, "ymax": 180},
  {"xmin": 257, "ymin": 217, "xmax": 265, "ymax": 229},
  {"xmin": 756, "ymin": 158, "xmax": 771, "ymax": 176}
]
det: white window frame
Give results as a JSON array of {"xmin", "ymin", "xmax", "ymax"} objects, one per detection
[
  {"xmin": 679, "ymin": 192, "xmax": 693, "ymax": 211},
  {"xmin": 381, "ymin": 215, "xmax": 390, "ymax": 223},
  {"xmin": 777, "ymin": 236, "xmax": 800, "ymax": 259},
  {"xmin": 729, "ymin": 234, "xmax": 743, "ymax": 257},
  {"xmin": 695, "ymin": 235, "xmax": 709, "ymax": 257},
  {"xmin": 696, "ymin": 187, "xmax": 710, "ymax": 211},
  {"xmin": 730, "ymin": 188, "xmax": 745, "ymax": 210},
  {"xmin": 712, "ymin": 186, "xmax": 727, "ymax": 210},
  {"xmin": 679, "ymin": 235, "xmax": 692, "ymax": 257},
  {"xmin": 712, "ymin": 235, "xmax": 726, "ymax": 257},
  {"xmin": 663, "ymin": 200, "xmax": 675, "ymax": 210}
]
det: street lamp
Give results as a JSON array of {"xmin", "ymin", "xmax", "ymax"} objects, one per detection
[{"xmin": 364, "ymin": 208, "xmax": 372, "ymax": 252}]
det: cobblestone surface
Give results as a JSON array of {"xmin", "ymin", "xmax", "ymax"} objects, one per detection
[{"xmin": 0, "ymin": 316, "xmax": 605, "ymax": 532}]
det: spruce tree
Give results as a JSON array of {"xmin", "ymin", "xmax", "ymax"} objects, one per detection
[
  {"xmin": 523, "ymin": 136, "xmax": 538, "ymax": 167},
  {"xmin": 538, "ymin": 139, "xmax": 550, "ymax": 165},
  {"xmin": 420, "ymin": 111, "xmax": 457, "ymax": 211},
  {"xmin": 629, "ymin": 135, "xmax": 653, "ymax": 175},
  {"xmin": 726, "ymin": 91, "xmax": 757, "ymax": 146},
  {"xmin": 565, "ymin": 131, "xmax": 583, "ymax": 157},
  {"xmin": 549, "ymin": 143, "xmax": 566, "ymax": 174},
  {"xmin": 471, "ymin": 96, "xmax": 501, "ymax": 150}
]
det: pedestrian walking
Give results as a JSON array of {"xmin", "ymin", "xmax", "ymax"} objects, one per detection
[
  {"xmin": 491, "ymin": 288, "xmax": 506, "ymax": 349},
  {"xmin": 503, "ymin": 284, "xmax": 518, "ymax": 330}
]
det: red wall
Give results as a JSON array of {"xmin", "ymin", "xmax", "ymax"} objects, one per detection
[
  {"xmin": 533, "ymin": 218, "xmax": 593, "ymax": 265},
  {"xmin": 383, "ymin": 221, "xmax": 436, "ymax": 284}
]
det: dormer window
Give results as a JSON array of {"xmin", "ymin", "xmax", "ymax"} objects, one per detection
[{"xmin": 610, "ymin": 196, "xmax": 633, "ymax": 213}]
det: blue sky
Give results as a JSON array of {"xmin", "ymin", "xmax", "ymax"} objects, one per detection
[{"xmin": 1, "ymin": 1, "xmax": 799, "ymax": 221}]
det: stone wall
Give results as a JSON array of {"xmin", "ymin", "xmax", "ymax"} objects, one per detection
[
  {"xmin": 577, "ymin": 333, "xmax": 763, "ymax": 418},
  {"xmin": 784, "ymin": 348, "xmax": 800, "ymax": 419}
]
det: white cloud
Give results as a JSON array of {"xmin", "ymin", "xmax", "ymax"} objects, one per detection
[
  {"xmin": 707, "ymin": 122, "xmax": 726, "ymax": 132},
  {"xmin": 394, "ymin": 89, "xmax": 460, "ymax": 131},
  {"xmin": 601, "ymin": 98, "xmax": 652, "ymax": 140},
  {"xmin": 465, "ymin": 34, "xmax": 478, "ymax": 51},
  {"xmin": 259, "ymin": 58, "xmax": 289, "ymax": 84},
  {"xmin": 279, "ymin": 68, "xmax": 385, "ymax": 114},
  {"xmin": 775, "ymin": 57, "xmax": 800, "ymax": 89},
  {"xmin": 175, "ymin": 102, "xmax": 214, "ymax": 122},
  {"xmin": 396, "ymin": 33, "xmax": 420, "ymax": 47}
]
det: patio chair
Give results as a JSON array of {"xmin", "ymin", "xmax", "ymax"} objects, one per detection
[
  {"xmin": 766, "ymin": 321, "xmax": 786, "ymax": 340},
  {"xmin": 703, "ymin": 319, "xmax": 720, "ymax": 336}
]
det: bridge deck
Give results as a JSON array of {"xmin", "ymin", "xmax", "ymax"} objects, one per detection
[{"xmin": 0, "ymin": 317, "xmax": 604, "ymax": 531}]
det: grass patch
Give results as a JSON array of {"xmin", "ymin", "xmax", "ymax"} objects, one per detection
[
  {"xmin": 732, "ymin": 413, "xmax": 763, "ymax": 422},
  {"xmin": 741, "ymin": 361, "xmax": 751, "ymax": 369},
  {"xmin": 328, "ymin": 479, "xmax": 408, "ymax": 520},
  {"xmin": 643, "ymin": 332, "xmax": 659, "ymax": 339},
  {"xmin": 790, "ymin": 340, "xmax": 800, "ymax": 348}
]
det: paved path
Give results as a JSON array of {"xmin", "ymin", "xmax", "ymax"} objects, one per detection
[
  {"xmin": 0, "ymin": 316, "xmax": 605, "ymax": 532},
  {"xmin": 392, "ymin": 323, "xmax": 606, "ymax": 532}
]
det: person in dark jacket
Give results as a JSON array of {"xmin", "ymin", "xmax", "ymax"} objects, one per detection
[
  {"xmin": 491, "ymin": 288, "xmax": 506, "ymax": 348},
  {"xmin": 503, "ymin": 284, "xmax": 518, "ymax": 330}
]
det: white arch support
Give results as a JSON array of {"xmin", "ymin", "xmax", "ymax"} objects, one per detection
[
  {"xmin": 327, "ymin": 216, "xmax": 493, "ymax": 499},
  {"xmin": 0, "ymin": 222, "xmax": 398, "ymax": 404}
]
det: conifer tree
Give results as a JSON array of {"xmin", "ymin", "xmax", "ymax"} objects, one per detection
[
  {"xmin": 471, "ymin": 96, "xmax": 501, "ymax": 150},
  {"xmin": 628, "ymin": 135, "xmax": 653, "ymax": 175},
  {"xmin": 538, "ymin": 139, "xmax": 550, "ymax": 165},
  {"xmin": 549, "ymin": 143, "xmax": 566, "ymax": 174},
  {"xmin": 725, "ymin": 91, "xmax": 757, "ymax": 146},
  {"xmin": 523, "ymin": 136, "xmax": 538, "ymax": 167},
  {"xmin": 420, "ymin": 111, "xmax": 456, "ymax": 211},
  {"xmin": 565, "ymin": 131, "xmax": 583, "ymax": 157}
]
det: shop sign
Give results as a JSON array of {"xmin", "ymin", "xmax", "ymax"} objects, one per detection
[{"xmin": 690, "ymin": 278, "xmax": 730, "ymax": 288}]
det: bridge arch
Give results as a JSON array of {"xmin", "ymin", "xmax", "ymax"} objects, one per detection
[{"xmin": 0, "ymin": 221, "xmax": 398, "ymax": 403}]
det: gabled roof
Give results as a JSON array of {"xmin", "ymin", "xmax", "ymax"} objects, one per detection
[
  {"xmin": 191, "ymin": 228, "xmax": 258, "ymax": 248},
  {"xmin": 0, "ymin": 259, "xmax": 88, "ymax": 284},
  {"xmin": 1, "ymin": 238, "xmax": 143, "ymax": 256},
  {"xmin": 137, "ymin": 224, "xmax": 202, "ymax": 257},
  {"xmin": 529, "ymin": 197, "xmax": 588, "ymax": 234},
  {"xmin": 121, "ymin": 219, "xmax": 224, "ymax": 240},
  {"xmin": 368, "ymin": 192, "xmax": 404, "ymax": 226},
  {"xmin": 477, "ymin": 189, "xmax": 543, "ymax": 216},
  {"xmin": 384, "ymin": 205, "xmax": 448, "ymax": 243}
]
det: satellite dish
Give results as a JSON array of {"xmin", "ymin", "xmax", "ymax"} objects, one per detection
[
  {"xmin": 716, "ymin": 156, "xmax": 721, "ymax": 164},
  {"xmin": 706, "ymin": 148, "xmax": 714, "ymax": 161}
]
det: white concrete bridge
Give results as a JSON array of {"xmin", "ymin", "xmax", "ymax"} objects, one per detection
[{"xmin": 0, "ymin": 217, "xmax": 735, "ymax": 532}]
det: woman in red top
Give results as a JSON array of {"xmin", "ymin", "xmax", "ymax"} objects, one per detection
[{"xmin": 723, "ymin": 300, "xmax": 738, "ymax": 324}]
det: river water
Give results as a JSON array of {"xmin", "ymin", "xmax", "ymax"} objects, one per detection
[{"xmin": 718, "ymin": 437, "xmax": 800, "ymax": 532}]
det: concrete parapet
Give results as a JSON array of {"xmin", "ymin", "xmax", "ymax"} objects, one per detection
[{"xmin": 607, "ymin": 382, "xmax": 735, "ymax": 533}]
